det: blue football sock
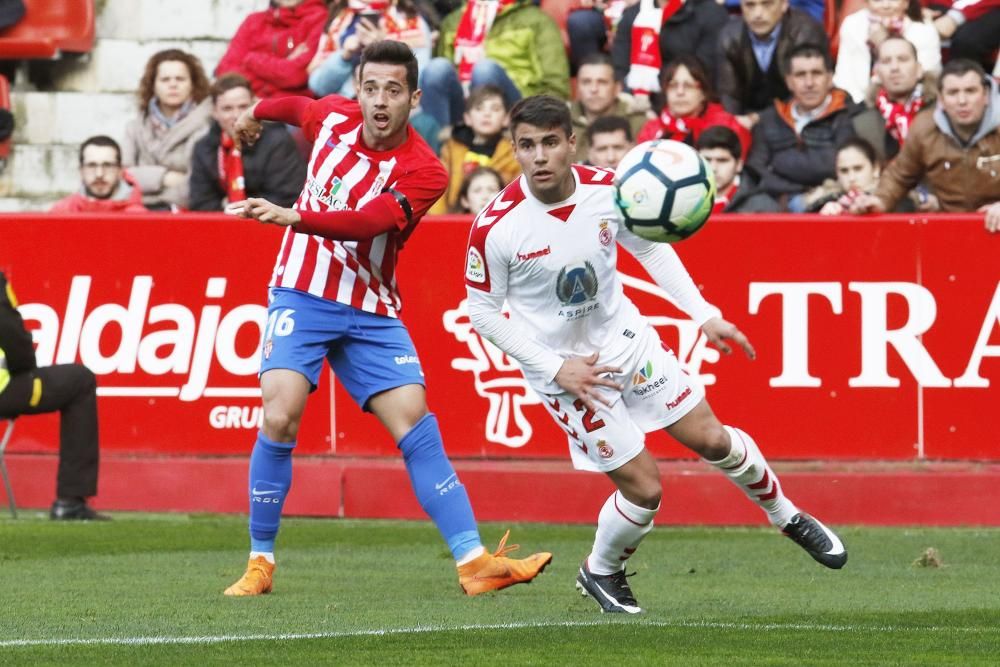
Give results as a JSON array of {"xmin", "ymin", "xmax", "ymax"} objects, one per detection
[
  {"xmin": 247, "ymin": 431, "xmax": 295, "ymax": 554},
  {"xmin": 398, "ymin": 413, "xmax": 482, "ymax": 560}
]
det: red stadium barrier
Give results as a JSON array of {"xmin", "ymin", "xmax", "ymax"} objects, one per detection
[{"xmin": 1, "ymin": 212, "xmax": 998, "ymax": 522}]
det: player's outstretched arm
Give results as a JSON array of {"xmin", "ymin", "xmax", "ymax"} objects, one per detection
[
  {"xmin": 227, "ymin": 197, "xmax": 300, "ymax": 225},
  {"xmin": 701, "ymin": 317, "xmax": 756, "ymax": 360}
]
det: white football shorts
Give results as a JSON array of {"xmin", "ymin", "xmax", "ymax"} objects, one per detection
[{"xmin": 539, "ymin": 323, "xmax": 704, "ymax": 473}]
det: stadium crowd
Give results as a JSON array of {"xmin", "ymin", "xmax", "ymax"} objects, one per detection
[{"xmin": 4, "ymin": 0, "xmax": 992, "ymax": 230}]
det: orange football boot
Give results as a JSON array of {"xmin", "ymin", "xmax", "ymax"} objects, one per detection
[
  {"xmin": 224, "ymin": 556, "xmax": 275, "ymax": 596},
  {"xmin": 458, "ymin": 530, "xmax": 553, "ymax": 596}
]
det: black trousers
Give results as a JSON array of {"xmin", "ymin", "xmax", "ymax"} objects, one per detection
[
  {"xmin": 949, "ymin": 10, "xmax": 1000, "ymax": 69},
  {"xmin": 0, "ymin": 364, "xmax": 99, "ymax": 498}
]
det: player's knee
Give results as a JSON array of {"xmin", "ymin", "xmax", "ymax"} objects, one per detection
[
  {"xmin": 262, "ymin": 408, "xmax": 300, "ymax": 442},
  {"xmin": 698, "ymin": 423, "xmax": 731, "ymax": 461}
]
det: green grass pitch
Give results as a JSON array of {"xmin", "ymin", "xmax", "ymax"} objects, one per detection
[{"xmin": 1, "ymin": 515, "xmax": 998, "ymax": 665}]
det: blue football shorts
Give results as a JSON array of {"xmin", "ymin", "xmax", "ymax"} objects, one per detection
[{"xmin": 259, "ymin": 287, "xmax": 425, "ymax": 409}]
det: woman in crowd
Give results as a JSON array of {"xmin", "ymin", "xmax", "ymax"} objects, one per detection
[
  {"xmin": 833, "ymin": 0, "xmax": 940, "ymax": 103},
  {"xmin": 307, "ymin": 0, "xmax": 433, "ymax": 98},
  {"xmin": 635, "ymin": 55, "xmax": 750, "ymax": 155},
  {"xmin": 123, "ymin": 49, "xmax": 212, "ymax": 211},
  {"xmin": 811, "ymin": 136, "xmax": 918, "ymax": 214}
]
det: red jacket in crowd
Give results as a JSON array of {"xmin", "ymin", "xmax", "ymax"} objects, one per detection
[
  {"xmin": 50, "ymin": 171, "xmax": 148, "ymax": 214},
  {"xmin": 215, "ymin": 0, "xmax": 328, "ymax": 99}
]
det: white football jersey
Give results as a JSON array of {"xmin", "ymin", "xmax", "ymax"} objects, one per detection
[{"xmin": 465, "ymin": 164, "xmax": 653, "ymax": 393}]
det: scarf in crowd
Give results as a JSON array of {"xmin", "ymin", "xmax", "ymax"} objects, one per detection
[
  {"xmin": 453, "ymin": 0, "xmax": 517, "ymax": 85},
  {"xmin": 319, "ymin": 1, "xmax": 425, "ymax": 58},
  {"xmin": 875, "ymin": 83, "xmax": 924, "ymax": 143},
  {"xmin": 651, "ymin": 105, "xmax": 709, "ymax": 143},
  {"xmin": 713, "ymin": 177, "xmax": 739, "ymax": 214},
  {"xmin": 218, "ymin": 131, "xmax": 246, "ymax": 203},
  {"xmin": 626, "ymin": 0, "xmax": 683, "ymax": 96},
  {"xmin": 147, "ymin": 98, "xmax": 195, "ymax": 135}
]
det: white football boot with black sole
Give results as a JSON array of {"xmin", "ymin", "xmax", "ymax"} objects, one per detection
[
  {"xmin": 575, "ymin": 560, "xmax": 643, "ymax": 614},
  {"xmin": 782, "ymin": 512, "xmax": 848, "ymax": 569}
]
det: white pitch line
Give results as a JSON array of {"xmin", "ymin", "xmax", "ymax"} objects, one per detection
[{"xmin": 2, "ymin": 619, "xmax": 998, "ymax": 649}]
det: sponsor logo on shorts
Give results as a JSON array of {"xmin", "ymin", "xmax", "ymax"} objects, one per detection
[
  {"xmin": 665, "ymin": 386, "xmax": 692, "ymax": 409},
  {"xmin": 597, "ymin": 440, "xmax": 614, "ymax": 459},
  {"xmin": 633, "ymin": 360, "xmax": 667, "ymax": 397}
]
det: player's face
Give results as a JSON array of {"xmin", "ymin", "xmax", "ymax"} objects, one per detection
[
  {"xmin": 462, "ymin": 172, "xmax": 503, "ymax": 214},
  {"xmin": 835, "ymin": 146, "xmax": 879, "ymax": 193},
  {"xmin": 213, "ymin": 86, "xmax": 254, "ymax": 139},
  {"xmin": 357, "ymin": 62, "xmax": 420, "ymax": 150},
  {"xmin": 699, "ymin": 147, "xmax": 740, "ymax": 190},
  {"xmin": 875, "ymin": 40, "xmax": 922, "ymax": 98},
  {"xmin": 463, "ymin": 95, "xmax": 507, "ymax": 139},
  {"xmin": 512, "ymin": 122, "xmax": 576, "ymax": 203},
  {"xmin": 740, "ymin": 0, "xmax": 787, "ymax": 37},
  {"xmin": 940, "ymin": 71, "xmax": 989, "ymax": 131},
  {"xmin": 577, "ymin": 64, "xmax": 620, "ymax": 116},
  {"xmin": 154, "ymin": 60, "xmax": 193, "ymax": 112},
  {"xmin": 665, "ymin": 65, "xmax": 706, "ymax": 118},
  {"xmin": 587, "ymin": 129, "xmax": 633, "ymax": 169},
  {"xmin": 80, "ymin": 145, "xmax": 123, "ymax": 199},
  {"xmin": 786, "ymin": 55, "xmax": 833, "ymax": 112}
]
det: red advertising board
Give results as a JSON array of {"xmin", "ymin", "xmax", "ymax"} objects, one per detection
[{"xmin": 2, "ymin": 213, "xmax": 997, "ymax": 462}]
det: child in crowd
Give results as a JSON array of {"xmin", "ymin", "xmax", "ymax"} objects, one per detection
[
  {"xmin": 451, "ymin": 166, "xmax": 504, "ymax": 215},
  {"xmin": 810, "ymin": 137, "xmax": 916, "ymax": 214},
  {"xmin": 696, "ymin": 126, "xmax": 779, "ymax": 214},
  {"xmin": 431, "ymin": 84, "xmax": 520, "ymax": 214}
]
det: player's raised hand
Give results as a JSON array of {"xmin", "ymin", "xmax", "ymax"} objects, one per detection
[
  {"xmin": 554, "ymin": 352, "xmax": 623, "ymax": 413},
  {"xmin": 238, "ymin": 198, "xmax": 301, "ymax": 227},
  {"xmin": 232, "ymin": 103, "xmax": 263, "ymax": 149},
  {"xmin": 702, "ymin": 317, "xmax": 756, "ymax": 360}
]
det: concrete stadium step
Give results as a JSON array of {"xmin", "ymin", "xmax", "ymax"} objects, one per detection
[
  {"xmin": 0, "ymin": 143, "xmax": 78, "ymax": 198},
  {"xmin": 97, "ymin": 0, "xmax": 262, "ymax": 42}
]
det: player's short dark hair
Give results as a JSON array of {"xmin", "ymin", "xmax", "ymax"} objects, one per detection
[
  {"xmin": 940, "ymin": 58, "xmax": 988, "ymax": 88},
  {"xmin": 695, "ymin": 125, "xmax": 742, "ymax": 160},
  {"xmin": 836, "ymin": 136, "xmax": 880, "ymax": 168},
  {"xmin": 210, "ymin": 73, "xmax": 253, "ymax": 102},
  {"xmin": 586, "ymin": 115, "xmax": 633, "ymax": 145},
  {"xmin": 783, "ymin": 43, "xmax": 833, "ymax": 74},
  {"xmin": 79, "ymin": 135, "xmax": 122, "ymax": 166},
  {"xmin": 466, "ymin": 84, "xmax": 507, "ymax": 112},
  {"xmin": 876, "ymin": 35, "xmax": 918, "ymax": 61},
  {"xmin": 509, "ymin": 95, "xmax": 572, "ymax": 140},
  {"xmin": 578, "ymin": 52, "xmax": 614, "ymax": 72},
  {"xmin": 359, "ymin": 40, "xmax": 419, "ymax": 93}
]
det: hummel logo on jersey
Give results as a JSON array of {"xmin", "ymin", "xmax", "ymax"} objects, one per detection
[{"xmin": 516, "ymin": 246, "xmax": 551, "ymax": 262}]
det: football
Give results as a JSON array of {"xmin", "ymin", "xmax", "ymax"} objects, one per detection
[{"xmin": 613, "ymin": 139, "xmax": 716, "ymax": 243}]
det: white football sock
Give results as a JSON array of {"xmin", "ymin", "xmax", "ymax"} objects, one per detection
[
  {"xmin": 706, "ymin": 426, "xmax": 798, "ymax": 527},
  {"xmin": 588, "ymin": 490, "xmax": 659, "ymax": 575},
  {"xmin": 250, "ymin": 551, "xmax": 275, "ymax": 564}
]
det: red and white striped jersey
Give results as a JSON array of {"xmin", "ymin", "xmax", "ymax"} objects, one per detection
[{"xmin": 269, "ymin": 96, "xmax": 447, "ymax": 317}]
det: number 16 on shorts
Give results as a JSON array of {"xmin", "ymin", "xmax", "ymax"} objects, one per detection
[{"xmin": 262, "ymin": 308, "xmax": 295, "ymax": 360}]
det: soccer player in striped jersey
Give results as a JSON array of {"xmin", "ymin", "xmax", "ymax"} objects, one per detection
[
  {"xmin": 221, "ymin": 41, "xmax": 551, "ymax": 597},
  {"xmin": 465, "ymin": 96, "xmax": 846, "ymax": 614}
]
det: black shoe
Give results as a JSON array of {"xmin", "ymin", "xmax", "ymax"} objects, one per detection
[
  {"xmin": 50, "ymin": 499, "xmax": 111, "ymax": 521},
  {"xmin": 575, "ymin": 560, "xmax": 642, "ymax": 614},
  {"xmin": 782, "ymin": 512, "xmax": 846, "ymax": 569}
]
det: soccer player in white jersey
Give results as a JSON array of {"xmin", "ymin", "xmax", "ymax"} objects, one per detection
[
  {"xmin": 465, "ymin": 95, "xmax": 847, "ymax": 614},
  {"xmin": 221, "ymin": 41, "xmax": 551, "ymax": 597}
]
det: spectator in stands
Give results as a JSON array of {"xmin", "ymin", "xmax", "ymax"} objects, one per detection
[
  {"xmin": 804, "ymin": 136, "xmax": 918, "ymax": 213},
  {"xmin": 853, "ymin": 36, "xmax": 938, "ymax": 160},
  {"xmin": 307, "ymin": 0, "xmax": 432, "ymax": 98},
  {"xmin": 716, "ymin": 0, "xmax": 829, "ymax": 129},
  {"xmin": 851, "ymin": 59, "xmax": 1000, "ymax": 232},
  {"xmin": 833, "ymin": 0, "xmax": 940, "ymax": 104},
  {"xmin": 696, "ymin": 125, "xmax": 780, "ymax": 213},
  {"xmin": 451, "ymin": 165, "xmax": 504, "ymax": 214},
  {"xmin": 123, "ymin": 49, "xmax": 212, "ymax": 211},
  {"xmin": 564, "ymin": 1, "xmax": 614, "ymax": 75},
  {"xmin": 586, "ymin": 115, "xmax": 636, "ymax": 169},
  {"xmin": 746, "ymin": 44, "xmax": 863, "ymax": 212},
  {"xmin": 189, "ymin": 74, "xmax": 306, "ymax": 212},
  {"xmin": 215, "ymin": 0, "xmax": 328, "ymax": 100},
  {"xmin": 612, "ymin": 0, "xmax": 730, "ymax": 101},
  {"xmin": 420, "ymin": 0, "xmax": 569, "ymax": 130},
  {"xmin": 925, "ymin": 0, "xmax": 1000, "ymax": 71},
  {"xmin": 0, "ymin": 272, "xmax": 107, "ymax": 521},
  {"xmin": 570, "ymin": 53, "xmax": 648, "ymax": 158},
  {"xmin": 51, "ymin": 136, "xmax": 147, "ymax": 213},
  {"xmin": 431, "ymin": 84, "xmax": 519, "ymax": 214},
  {"xmin": 636, "ymin": 55, "xmax": 752, "ymax": 156}
]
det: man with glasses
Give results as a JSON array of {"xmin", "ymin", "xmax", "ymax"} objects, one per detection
[{"xmin": 51, "ymin": 136, "xmax": 148, "ymax": 213}]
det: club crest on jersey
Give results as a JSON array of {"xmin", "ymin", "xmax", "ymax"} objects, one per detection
[
  {"xmin": 599, "ymin": 220, "xmax": 613, "ymax": 247},
  {"xmin": 597, "ymin": 440, "xmax": 614, "ymax": 459},
  {"xmin": 466, "ymin": 247, "xmax": 486, "ymax": 284}
]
